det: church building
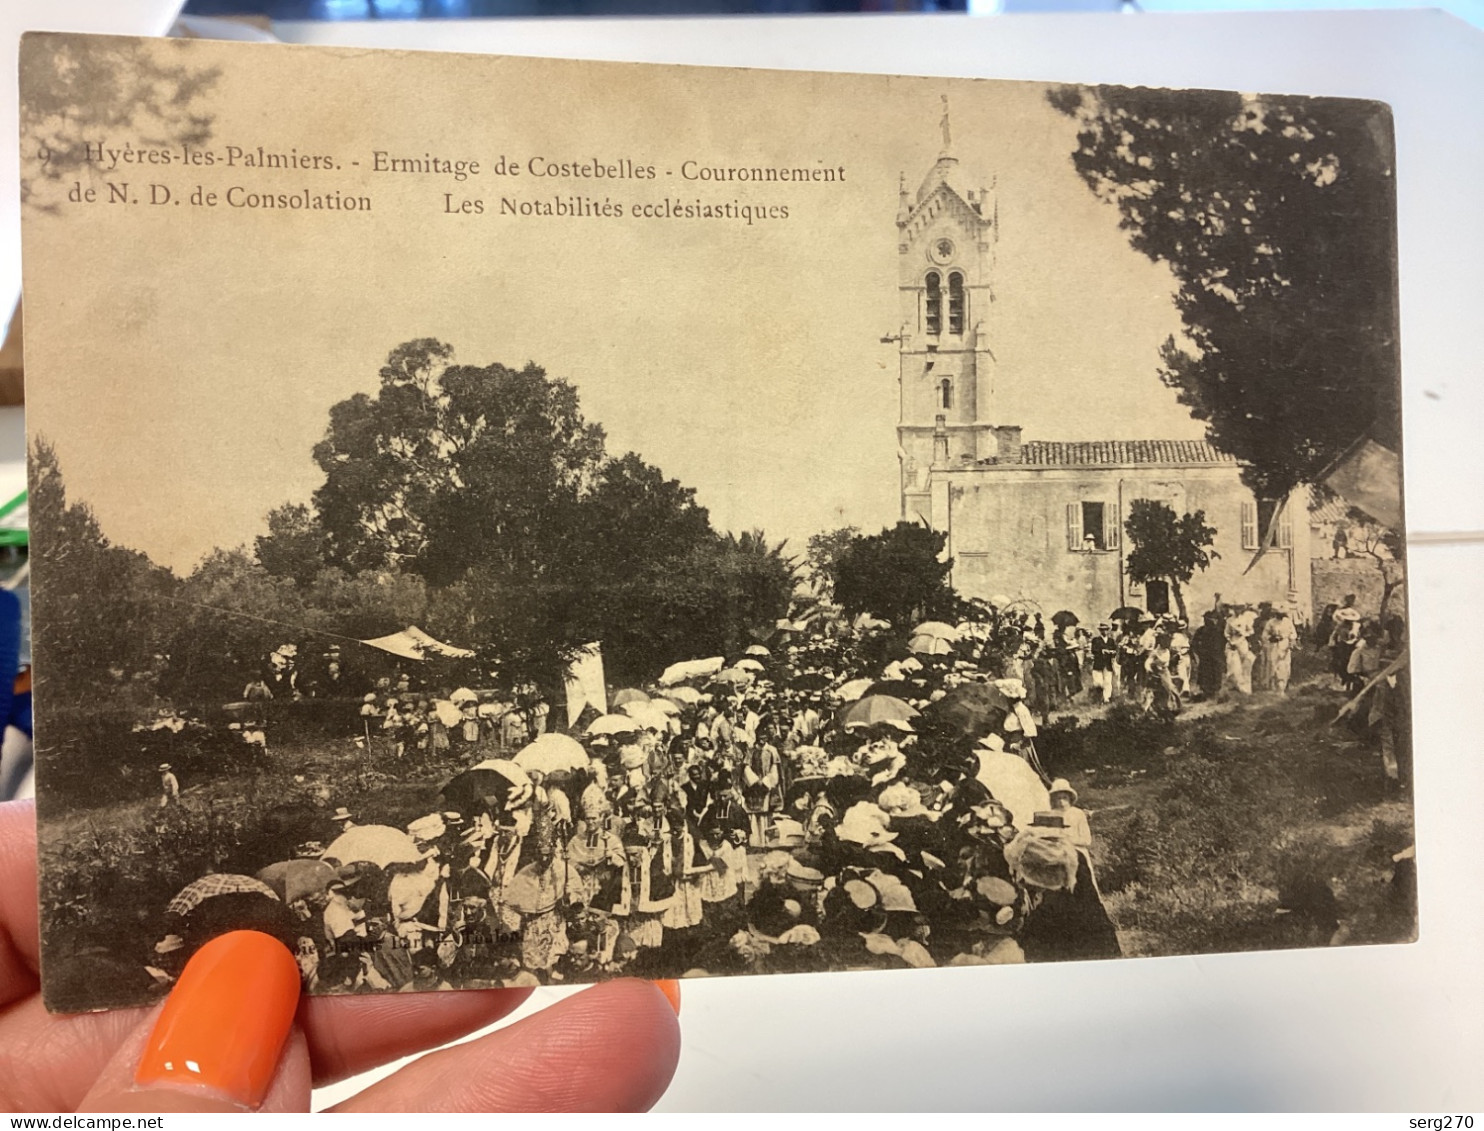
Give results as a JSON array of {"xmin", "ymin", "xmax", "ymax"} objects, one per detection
[{"xmin": 894, "ymin": 115, "xmax": 1310, "ymax": 625}]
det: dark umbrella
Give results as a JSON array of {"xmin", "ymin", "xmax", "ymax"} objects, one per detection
[
  {"xmin": 866, "ymin": 679, "xmax": 921, "ymax": 701},
  {"xmin": 175, "ymin": 891, "xmax": 305, "ymax": 956},
  {"xmin": 441, "ymin": 766, "xmax": 526, "ymax": 818},
  {"xmin": 1051, "ymin": 610, "xmax": 1080, "ymax": 628},
  {"xmin": 788, "ymin": 671, "xmax": 833, "ymax": 692},
  {"xmin": 925, "ymin": 682, "xmax": 1015, "ymax": 743},
  {"xmin": 1109, "ymin": 606, "xmax": 1145, "ymax": 625}
]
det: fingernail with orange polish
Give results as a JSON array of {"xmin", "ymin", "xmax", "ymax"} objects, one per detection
[
  {"xmin": 135, "ymin": 930, "xmax": 301, "ymax": 1109},
  {"xmin": 654, "ymin": 979, "xmax": 681, "ymax": 1015}
]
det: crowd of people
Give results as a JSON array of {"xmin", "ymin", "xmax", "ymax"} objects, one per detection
[{"xmin": 140, "ymin": 592, "xmax": 1405, "ymax": 995}]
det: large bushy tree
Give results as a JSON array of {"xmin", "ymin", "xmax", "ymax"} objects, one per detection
[
  {"xmin": 1048, "ymin": 86, "xmax": 1400, "ymax": 511},
  {"xmin": 278, "ymin": 340, "xmax": 796, "ymax": 693},
  {"xmin": 833, "ymin": 522, "xmax": 954, "ymax": 630}
]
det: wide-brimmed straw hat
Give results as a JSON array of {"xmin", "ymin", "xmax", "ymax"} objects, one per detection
[{"xmin": 1048, "ymin": 778, "xmax": 1078, "ymax": 804}]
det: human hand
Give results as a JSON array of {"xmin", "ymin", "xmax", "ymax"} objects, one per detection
[{"xmin": 0, "ymin": 800, "xmax": 681, "ymax": 1112}]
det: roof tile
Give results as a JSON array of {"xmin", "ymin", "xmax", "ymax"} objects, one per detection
[{"xmin": 1000, "ymin": 440, "xmax": 1238, "ymax": 467}]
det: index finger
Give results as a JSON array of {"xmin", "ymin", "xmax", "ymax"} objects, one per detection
[{"xmin": 0, "ymin": 799, "xmax": 41, "ymax": 1007}]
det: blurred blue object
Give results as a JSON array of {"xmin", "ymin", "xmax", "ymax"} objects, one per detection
[{"xmin": 183, "ymin": 0, "xmax": 969, "ymax": 15}]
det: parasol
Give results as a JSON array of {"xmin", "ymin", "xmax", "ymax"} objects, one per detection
[
  {"xmin": 788, "ymin": 671, "xmax": 832, "ymax": 692},
  {"xmin": 658, "ymin": 656, "xmax": 725, "ymax": 686},
  {"xmin": 838, "ymin": 694, "xmax": 920, "ymax": 731},
  {"xmin": 973, "ymin": 749, "xmax": 1051, "ymax": 829},
  {"xmin": 744, "ymin": 644, "xmax": 771, "ymax": 658},
  {"xmin": 735, "ymin": 658, "xmax": 766, "ymax": 672},
  {"xmin": 610, "ymin": 688, "xmax": 650, "ymax": 707},
  {"xmin": 587, "ymin": 713, "xmax": 643, "ymax": 737},
  {"xmin": 662, "ymin": 686, "xmax": 704, "ymax": 706},
  {"xmin": 645, "ymin": 697, "xmax": 680, "ymax": 716},
  {"xmin": 322, "ymin": 825, "xmax": 424, "ymax": 869},
  {"xmin": 255, "ymin": 859, "xmax": 338, "ymax": 904},
  {"xmin": 619, "ymin": 701, "xmax": 671, "ymax": 731},
  {"xmin": 835, "ymin": 677, "xmax": 874, "ymax": 703},
  {"xmin": 867, "ymin": 679, "xmax": 921, "ymax": 702},
  {"xmin": 449, "ymin": 687, "xmax": 479, "ymax": 705},
  {"xmin": 989, "ymin": 594, "xmax": 1013, "ymax": 607},
  {"xmin": 1051, "ymin": 610, "xmax": 1080, "ymax": 628},
  {"xmin": 1109, "ymin": 607, "xmax": 1146, "ymax": 624},
  {"xmin": 442, "ymin": 766, "xmax": 532, "ymax": 818},
  {"xmin": 926, "ymin": 682, "xmax": 1016, "ymax": 742},
  {"xmin": 179, "ymin": 892, "xmax": 304, "ymax": 956},
  {"xmin": 709, "ymin": 667, "xmax": 754, "ymax": 689},
  {"xmin": 907, "ymin": 634, "xmax": 955, "ymax": 656},
  {"xmin": 433, "ymin": 699, "xmax": 463, "ymax": 728},
  {"xmin": 512, "ymin": 732, "xmax": 589, "ymax": 775},
  {"xmin": 911, "ymin": 621, "xmax": 960, "ymax": 641},
  {"xmin": 166, "ymin": 874, "xmax": 280, "ymax": 917}
]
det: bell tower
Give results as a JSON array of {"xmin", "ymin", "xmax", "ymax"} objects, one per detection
[{"xmin": 895, "ymin": 97, "xmax": 998, "ymax": 525}]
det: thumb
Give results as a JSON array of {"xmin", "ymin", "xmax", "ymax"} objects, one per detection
[{"xmin": 78, "ymin": 931, "xmax": 310, "ymax": 1113}]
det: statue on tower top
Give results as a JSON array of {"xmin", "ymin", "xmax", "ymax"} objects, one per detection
[{"xmin": 939, "ymin": 94, "xmax": 952, "ymax": 154}]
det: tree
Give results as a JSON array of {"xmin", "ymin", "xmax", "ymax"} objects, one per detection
[
  {"xmin": 833, "ymin": 522, "xmax": 954, "ymax": 630},
  {"xmin": 1048, "ymin": 86, "xmax": 1400, "ymax": 517},
  {"xmin": 254, "ymin": 503, "xmax": 326, "ymax": 588},
  {"xmin": 311, "ymin": 339, "xmax": 608, "ymax": 582},
  {"xmin": 28, "ymin": 438, "xmax": 172, "ymax": 694},
  {"xmin": 1123, "ymin": 499, "xmax": 1218, "ymax": 623},
  {"xmin": 308, "ymin": 340, "xmax": 809, "ymax": 691},
  {"xmin": 804, "ymin": 525, "xmax": 860, "ymax": 600},
  {"xmin": 20, "ymin": 35, "xmax": 220, "ymax": 214}
]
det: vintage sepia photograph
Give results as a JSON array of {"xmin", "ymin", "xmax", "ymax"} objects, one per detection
[{"xmin": 19, "ymin": 33, "xmax": 1411, "ymax": 1014}]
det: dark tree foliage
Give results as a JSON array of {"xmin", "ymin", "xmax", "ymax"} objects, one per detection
[
  {"xmin": 1123, "ymin": 499, "xmax": 1219, "ymax": 623},
  {"xmin": 254, "ymin": 503, "xmax": 326, "ymax": 589},
  {"xmin": 1049, "ymin": 86, "xmax": 1400, "ymax": 502},
  {"xmin": 833, "ymin": 522, "xmax": 954, "ymax": 630},
  {"xmin": 804, "ymin": 525, "xmax": 861, "ymax": 600},
  {"xmin": 20, "ymin": 35, "xmax": 220, "ymax": 214},
  {"xmin": 302, "ymin": 340, "xmax": 797, "ymax": 693},
  {"xmin": 28, "ymin": 439, "xmax": 173, "ymax": 693}
]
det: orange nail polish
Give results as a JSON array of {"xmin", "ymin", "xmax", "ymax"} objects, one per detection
[
  {"xmin": 654, "ymin": 979, "xmax": 681, "ymax": 1015},
  {"xmin": 135, "ymin": 930, "xmax": 301, "ymax": 1109}
]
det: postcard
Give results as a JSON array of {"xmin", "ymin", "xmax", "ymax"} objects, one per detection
[{"xmin": 19, "ymin": 32, "xmax": 1411, "ymax": 1012}]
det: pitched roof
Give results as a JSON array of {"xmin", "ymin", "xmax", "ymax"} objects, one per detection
[{"xmin": 998, "ymin": 440, "xmax": 1238, "ymax": 468}]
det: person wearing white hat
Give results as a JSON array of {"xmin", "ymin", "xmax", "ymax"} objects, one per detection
[
  {"xmin": 1047, "ymin": 778, "xmax": 1091, "ymax": 853},
  {"xmin": 1262, "ymin": 605, "xmax": 1299, "ymax": 695},
  {"xmin": 157, "ymin": 763, "xmax": 179, "ymax": 808}
]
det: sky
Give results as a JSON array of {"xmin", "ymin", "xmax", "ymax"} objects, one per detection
[{"xmin": 21, "ymin": 36, "xmax": 1201, "ymax": 574}]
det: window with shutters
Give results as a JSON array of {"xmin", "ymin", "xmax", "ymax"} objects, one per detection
[
  {"xmin": 1278, "ymin": 500, "xmax": 1293, "ymax": 548},
  {"xmin": 1240, "ymin": 500, "xmax": 1259, "ymax": 549},
  {"xmin": 1068, "ymin": 500, "xmax": 1118, "ymax": 551},
  {"xmin": 925, "ymin": 272, "xmax": 942, "ymax": 336}
]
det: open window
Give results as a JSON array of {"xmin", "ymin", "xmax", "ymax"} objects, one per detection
[
  {"xmin": 925, "ymin": 272, "xmax": 942, "ymax": 336},
  {"xmin": 948, "ymin": 271, "xmax": 965, "ymax": 335},
  {"xmin": 1067, "ymin": 500, "xmax": 1120, "ymax": 551}
]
